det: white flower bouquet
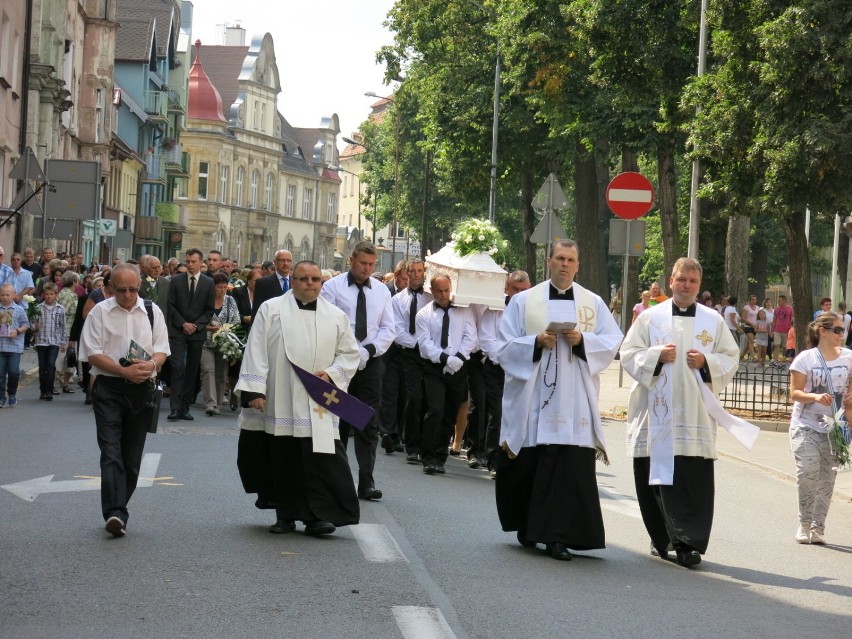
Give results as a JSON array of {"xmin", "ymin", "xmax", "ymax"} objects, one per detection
[
  {"xmin": 450, "ymin": 218, "xmax": 509, "ymax": 257},
  {"xmin": 212, "ymin": 322, "xmax": 246, "ymax": 363},
  {"xmin": 22, "ymin": 294, "xmax": 40, "ymax": 323},
  {"xmin": 823, "ymin": 409, "xmax": 851, "ymax": 470}
]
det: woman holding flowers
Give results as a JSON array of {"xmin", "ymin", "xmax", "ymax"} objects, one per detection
[
  {"xmin": 201, "ymin": 273, "xmax": 240, "ymax": 415},
  {"xmin": 788, "ymin": 312, "xmax": 852, "ymax": 545}
]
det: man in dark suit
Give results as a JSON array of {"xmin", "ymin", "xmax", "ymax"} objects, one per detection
[
  {"xmin": 139, "ymin": 256, "xmax": 170, "ymax": 313},
  {"xmin": 251, "ymin": 249, "xmax": 292, "ymax": 320},
  {"xmin": 166, "ymin": 248, "xmax": 214, "ymax": 421}
]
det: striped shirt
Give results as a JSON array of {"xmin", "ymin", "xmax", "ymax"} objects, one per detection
[
  {"xmin": 33, "ymin": 302, "xmax": 67, "ymax": 347},
  {"xmin": 0, "ymin": 303, "xmax": 28, "ymax": 353}
]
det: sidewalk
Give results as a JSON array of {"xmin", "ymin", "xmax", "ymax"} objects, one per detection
[
  {"xmin": 18, "ymin": 351, "xmax": 852, "ymax": 503},
  {"xmin": 598, "ymin": 360, "xmax": 852, "ymax": 503}
]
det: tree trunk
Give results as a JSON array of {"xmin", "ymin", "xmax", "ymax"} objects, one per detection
[
  {"xmin": 657, "ymin": 148, "xmax": 679, "ymax": 280},
  {"xmin": 573, "ymin": 138, "xmax": 605, "ymax": 293},
  {"xmin": 725, "ymin": 215, "xmax": 750, "ymax": 304},
  {"xmin": 780, "ymin": 214, "xmax": 813, "ymax": 353},
  {"xmin": 520, "ymin": 170, "xmax": 537, "ymax": 283},
  {"xmin": 749, "ymin": 234, "xmax": 768, "ymax": 299}
]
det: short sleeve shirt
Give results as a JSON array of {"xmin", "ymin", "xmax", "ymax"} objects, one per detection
[{"xmin": 790, "ymin": 347, "xmax": 852, "ymax": 432}]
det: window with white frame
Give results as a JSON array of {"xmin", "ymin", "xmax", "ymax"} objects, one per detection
[
  {"xmin": 319, "ymin": 244, "xmax": 326, "ymax": 269},
  {"xmin": 285, "ymin": 184, "xmax": 296, "ymax": 217},
  {"xmin": 284, "ymin": 235, "xmax": 293, "ymax": 253},
  {"xmin": 235, "ymin": 232, "xmax": 243, "ymax": 265},
  {"xmin": 250, "ymin": 170, "xmax": 259, "ymax": 208},
  {"xmin": 326, "ymin": 192, "xmax": 336, "ymax": 223},
  {"xmin": 198, "ymin": 161, "xmax": 209, "ymax": 200},
  {"xmin": 261, "ymin": 103, "xmax": 267, "ymax": 132},
  {"xmin": 395, "ymin": 221, "xmax": 404, "ymax": 238},
  {"xmin": 215, "ymin": 228, "xmax": 225, "ymax": 253},
  {"xmin": 302, "ymin": 187, "xmax": 313, "ymax": 219},
  {"xmin": 265, "ymin": 173, "xmax": 274, "ymax": 211},
  {"xmin": 219, "ymin": 165, "xmax": 230, "ymax": 203},
  {"xmin": 235, "ymin": 166, "xmax": 244, "ymax": 206},
  {"xmin": 300, "ymin": 239, "xmax": 310, "ymax": 262}
]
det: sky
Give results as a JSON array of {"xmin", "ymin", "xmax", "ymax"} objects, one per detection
[{"xmin": 188, "ymin": 0, "xmax": 398, "ymax": 138}]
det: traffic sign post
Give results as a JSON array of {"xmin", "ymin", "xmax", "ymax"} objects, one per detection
[
  {"xmin": 532, "ymin": 173, "xmax": 569, "ymax": 279},
  {"xmin": 606, "ymin": 172, "xmax": 654, "ymax": 387}
]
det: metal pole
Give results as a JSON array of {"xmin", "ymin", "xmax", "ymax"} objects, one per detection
[
  {"xmin": 619, "ymin": 221, "xmax": 631, "ymax": 387},
  {"xmin": 831, "ymin": 213, "xmax": 840, "ymax": 305},
  {"xmin": 488, "ymin": 46, "xmax": 500, "ymax": 223},
  {"xmin": 545, "ymin": 175, "xmax": 554, "ymax": 280},
  {"xmin": 687, "ymin": 0, "xmax": 708, "ymax": 259}
]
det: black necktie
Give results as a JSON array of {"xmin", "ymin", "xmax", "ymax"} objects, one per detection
[
  {"xmin": 440, "ymin": 306, "xmax": 451, "ymax": 349},
  {"xmin": 189, "ymin": 275, "xmax": 196, "ymax": 299},
  {"xmin": 409, "ymin": 291, "xmax": 419, "ymax": 334},
  {"xmin": 355, "ymin": 283, "xmax": 367, "ymax": 341}
]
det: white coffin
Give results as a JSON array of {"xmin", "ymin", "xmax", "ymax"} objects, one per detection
[{"xmin": 425, "ymin": 244, "xmax": 507, "ymax": 310}]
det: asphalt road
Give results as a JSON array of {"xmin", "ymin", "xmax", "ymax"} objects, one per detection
[{"xmin": 1, "ymin": 386, "xmax": 851, "ymax": 638}]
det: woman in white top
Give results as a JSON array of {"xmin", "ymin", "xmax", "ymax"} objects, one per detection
[
  {"xmin": 789, "ymin": 312, "xmax": 852, "ymax": 545},
  {"xmin": 723, "ymin": 296, "xmax": 742, "ymax": 349},
  {"xmin": 741, "ymin": 295, "xmax": 760, "ymax": 362}
]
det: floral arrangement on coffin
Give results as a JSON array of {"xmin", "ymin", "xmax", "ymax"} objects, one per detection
[
  {"xmin": 451, "ymin": 218, "xmax": 509, "ymax": 257},
  {"xmin": 823, "ymin": 409, "xmax": 852, "ymax": 470},
  {"xmin": 22, "ymin": 294, "xmax": 40, "ymax": 323},
  {"xmin": 212, "ymin": 323, "xmax": 246, "ymax": 363}
]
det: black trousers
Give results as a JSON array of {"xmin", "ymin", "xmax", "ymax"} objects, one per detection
[
  {"xmin": 482, "ymin": 358, "xmax": 505, "ymax": 467},
  {"xmin": 633, "ymin": 456, "xmax": 715, "ymax": 554},
  {"xmin": 92, "ymin": 376, "xmax": 154, "ymax": 524},
  {"xmin": 340, "ymin": 356, "xmax": 383, "ymax": 490},
  {"xmin": 400, "ymin": 347, "xmax": 426, "ymax": 455},
  {"xmin": 379, "ymin": 344, "xmax": 406, "ymax": 440},
  {"xmin": 168, "ymin": 335, "xmax": 203, "ymax": 412},
  {"xmin": 465, "ymin": 351, "xmax": 486, "ymax": 457},
  {"xmin": 421, "ymin": 361, "xmax": 468, "ymax": 466}
]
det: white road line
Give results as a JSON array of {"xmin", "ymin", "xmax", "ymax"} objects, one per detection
[
  {"xmin": 350, "ymin": 523, "xmax": 408, "ymax": 563},
  {"xmin": 393, "ymin": 606, "xmax": 457, "ymax": 639},
  {"xmin": 136, "ymin": 453, "xmax": 162, "ymax": 487},
  {"xmin": 599, "ymin": 486, "xmax": 642, "ymax": 519}
]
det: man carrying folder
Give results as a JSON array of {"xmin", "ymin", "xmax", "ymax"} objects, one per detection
[{"xmin": 236, "ymin": 260, "xmax": 365, "ymax": 537}]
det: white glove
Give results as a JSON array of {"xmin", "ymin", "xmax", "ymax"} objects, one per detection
[
  {"xmin": 358, "ymin": 347, "xmax": 370, "ymax": 371},
  {"xmin": 446, "ymin": 356, "xmax": 464, "ymax": 373},
  {"xmin": 442, "ymin": 365, "xmax": 454, "ymax": 375}
]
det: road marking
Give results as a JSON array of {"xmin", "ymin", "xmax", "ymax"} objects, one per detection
[
  {"xmin": 599, "ymin": 486, "xmax": 642, "ymax": 519},
  {"xmin": 350, "ymin": 523, "xmax": 408, "ymax": 563},
  {"xmin": 393, "ymin": 606, "xmax": 457, "ymax": 639},
  {"xmin": 1, "ymin": 453, "xmax": 162, "ymax": 501}
]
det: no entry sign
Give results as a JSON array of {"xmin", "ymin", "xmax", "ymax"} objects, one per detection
[{"xmin": 606, "ymin": 172, "xmax": 654, "ymax": 219}]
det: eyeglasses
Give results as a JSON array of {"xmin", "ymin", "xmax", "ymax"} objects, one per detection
[
  {"xmin": 113, "ymin": 287, "xmax": 140, "ymax": 293},
  {"xmin": 824, "ymin": 326, "xmax": 844, "ymax": 335},
  {"xmin": 293, "ymin": 276, "xmax": 322, "ymax": 283}
]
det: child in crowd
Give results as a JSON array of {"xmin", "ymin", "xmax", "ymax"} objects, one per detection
[
  {"xmin": 32, "ymin": 283, "xmax": 67, "ymax": 401},
  {"xmin": 754, "ymin": 308, "xmax": 770, "ymax": 364},
  {"xmin": 0, "ymin": 284, "xmax": 29, "ymax": 408}
]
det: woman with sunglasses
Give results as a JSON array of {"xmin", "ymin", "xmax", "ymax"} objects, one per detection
[{"xmin": 788, "ymin": 312, "xmax": 852, "ymax": 545}]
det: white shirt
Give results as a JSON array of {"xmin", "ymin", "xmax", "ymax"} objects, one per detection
[
  {"xmin": 470, "ymin": 303, "xmax": 503, "ymax": 363},
  {"xmin": 415, "ymin": 301, "xmax": 477, "ymax": 364},
  {"xmin": 320, "ymin": 271, "xmax": 395, "ymax": 358},
  {"xmin": 79, "ymin": 296, "xmax": 170, "ymax": 378},
  {"xmin": 393, "ymin": 287, "xmax": 433, "ymax": 348},
  {"xmin": 790, "ymin": 347, "xmax": 852, "ymax": 433}
]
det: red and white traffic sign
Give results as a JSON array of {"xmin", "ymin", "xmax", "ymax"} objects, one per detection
[{"xmin": 606, "ymin": 172, "xmax": 654, "ymax": 219}]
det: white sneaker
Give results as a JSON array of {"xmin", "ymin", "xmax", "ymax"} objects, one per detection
[
  {"xmin": 810, "ymin": 529, "xmax": 825, "ymax": 545},
  {"xmin": 795, "ymin": 524, "xmax": 811, "ymax": 544}
]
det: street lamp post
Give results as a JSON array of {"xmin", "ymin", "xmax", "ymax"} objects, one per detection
[{"xmin": 364, "ymin": 92, "xmax": 401, "ymax": 271}]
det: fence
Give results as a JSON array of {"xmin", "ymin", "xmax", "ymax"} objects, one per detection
[{"xmin": 719, "ymin": 361, "xmax": 792, "ymax": 420}]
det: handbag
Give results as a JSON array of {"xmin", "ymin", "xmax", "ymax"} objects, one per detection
[
  {"xmin": 147, "ymin": 381, "xmax": 163, "ymax": 434},
  {"xmin": 65, "ymin": 343, "xmax": 77, "ymax": 369}
]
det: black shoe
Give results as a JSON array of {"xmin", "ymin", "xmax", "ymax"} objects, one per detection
[
  {"xmin": 434, "ymin": 464, "xmax": 445, "ymax": 474},
  {"xmin": 269, "ymin": 519, "xmax": 296, "ymax": 534},
  {"xmin": 423, "ymin": 464, "xmax": 437, "ymax": 475},
  {"xmin": 84, "ymin": 393, "xmax": 92, "ymax": 405},
  {"xmin": 51, "ymin": 389, "xmax": 60, "ymax": 395},
  {"xmin": 546, "ymin": 542, "xmax": 573, "ymax": 561},
  {"xmin": 205, "ymin": 408, "xmax": 215, "ymax": 416},
  {"xmin": 304, "ymin": 520, "xmax": 336, "ymax": 537},
  {"xmin": 449, "ymin": 448, "xmax": 461, "ymax": 457},
  {"xmin": 358, "ymin": 486, "xmax": 383, "ymax": 500},
  {"xmin": 394, "ymin": 442, "xmax": 405, "ymax": 452},
  {"xmin": 675, "ymin": 549, "xmax": 701, "ymax": 567},
  {"xmin": 167, "ymin": 410, "xmax": 180, "ymax": 421},
  {"xmin": 517, "ymin": 531, "xmax": 536, "ymax": 548},
  {"xmin": 105, "ymin": 516, "xmax": 126, "ymax": 538},
  {"xmin": 650, "ymin": 541, "xmax": 673, "ymax": 560},
  {"xmin": 179, "ymin": 411, "xmax": 194, "ymax": 421},
  {"xmin": 62, "ymin": 386, "xmax": 75, "ymax": 394},
  {"xmin": 381, "ymin": 434, "xmax": 395, "ymax": 455},
  {"xmin": 406, "ymin": 453, "xmax": 421, "ymax": 464}
]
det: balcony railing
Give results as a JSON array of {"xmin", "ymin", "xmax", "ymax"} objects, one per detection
[
  {"xmin": 144, "ymin": 91, "xmax": 168, "ymax": 121},
  {"xmin": 143, "ymin": 153, "xmax": 166, "ymax": 183},
  {"xmin": 167, "ymin": 86, "xmax": 186, "ymax": 113},
  {"xmin": 155, "ymin": 202, "xmax": 180, "ymax": 223},
  {"xmin": 135, "ymin": 215, "xmax": 163, "ymax": 241}
]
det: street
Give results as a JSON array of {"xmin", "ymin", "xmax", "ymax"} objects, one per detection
[{"xmin": 1, "ymin": 386, "xmax": 851, "ymax": 638}]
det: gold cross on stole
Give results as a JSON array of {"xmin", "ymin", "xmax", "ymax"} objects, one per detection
[
  {"xmin": 323, "ymin": 389, "xmax": 340, "ymax": 406},
  {"xmin": 696, "ymin": 329, "xmax": 714, "ymax": 347},
  {"xmin": 313, "ymin": 405, "xmax": 327, "ymax": 418}
]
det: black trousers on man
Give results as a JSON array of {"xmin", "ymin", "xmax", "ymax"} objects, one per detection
[
  {"xmin": 465, "ymin": 351, "xmax": 486, "ymax": 460},
  {"xmin": 400, "ymin": 346, "xmax": 426, "ymax": 456},
  {"xmin": 421, "ymin": 361, "xmax": 468, "ymax": 467},
  {"xmin": 168, "ymin": 335, "xmax": 203, "ymax": 412},
  {"xmin": 339, "ymin": 356, "xmax": 383, "ymax": 493},
  {"xmin": 92, "ymin": 376, "xmax": 154, "ymax": 525},
  {"xmin": 379, "ymin": 344, "xmax": 406, "ymax": 447},
  {"xmin": 482, "ymin": 358, "xmax": 505, "ymax": 468}
]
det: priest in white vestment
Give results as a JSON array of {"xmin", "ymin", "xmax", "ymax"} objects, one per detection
[
  {"xmin": 495, "ymin": 240, "xmax": 622, "ymax": 561},
  {"xmin": 236, "ymin": 261, "xmax": 361, "ymax": 537},
  {"xmin": 620, "ymin": 257, "xmax": 740, "ymax": 567}
]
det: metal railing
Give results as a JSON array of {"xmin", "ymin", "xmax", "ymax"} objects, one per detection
[{"xmin": 718, "ymin": 361, "xmax": 792, "ymax": 419}]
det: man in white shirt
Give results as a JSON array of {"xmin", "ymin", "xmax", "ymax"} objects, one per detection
[
  {"xmin": 79, "ymin": 264, "xmax": 170, "ymax": 538},
  {"xmin": 320, "ymin": 242, "xmax": 395, "ymax": 500},
  {"xmin": 416, "ymin": 275, "xmax": 478, "ymax": 475}
]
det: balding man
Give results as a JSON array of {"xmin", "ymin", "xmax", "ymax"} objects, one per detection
[{"xmin": 251, "ymin": 249, "xmax": 293, "ymax": 321}]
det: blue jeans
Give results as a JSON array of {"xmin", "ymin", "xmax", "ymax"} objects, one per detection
[
  {"xmin": 36, "ymin": 345, "xmax": 59, "ymax": 394},
  {"xmin": 0, "ymin": 351, "xmax": 22, "ymax": 399}
]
